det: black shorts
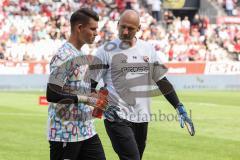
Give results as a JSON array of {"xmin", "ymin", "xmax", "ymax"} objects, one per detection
[
  {"xmin": 104, "ymin": 119, "xmax": 148, "ymax": 160},
  {"xmin": 49, "ymin": 134, "xmax": 106, "ymax": 160}
]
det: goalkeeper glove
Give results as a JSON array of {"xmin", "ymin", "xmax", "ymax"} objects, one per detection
[
  {"xmin": 176, "ymin": 103, "xmax": 195, "ymax": 136},
  {"xmin": 92, "ymin": 87, "xmax": 109, "ymax": 118},
  {"xmin": 104, "ymin": 105, "xmax": 121, "ymax": 122},
  {"xmin": 77, "ymin": 92, "xmax": 108, "ymax": 110}
]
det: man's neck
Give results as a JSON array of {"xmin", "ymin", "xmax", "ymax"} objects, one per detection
[
  {"xmin": 121, "ymin": 37, "xmax": 137, "ymax": 47},
  {"xmin": 68, "ymin": 36, "xmax": 84, "ymax": 50}
]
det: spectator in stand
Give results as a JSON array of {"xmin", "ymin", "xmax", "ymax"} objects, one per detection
[
  {"xmin": 0, "ymin": 44, "xmax": 5, "ymax": 60},
  {"xmin": 115, "ymin": 0, "xmax": 125, "ymax": 12},
  {"xmin": 225, "ymin": 0, "xmax": 234, "ymax": 16},
  {"xmin": 212, "ymin": 0, "xmax": 239, "ymax": 16},
  {"xmin": 163, "ymin": 11, "xmax": 174, "ymax": 30},
  {"xmin": 181, "ymin": 16, "xmax": 191, "ymax": 33},
  {"xmin": 125, "ymin": 0, "xmax": 133, "ymax": 9},
  {"xmin": 124, "ymin": 0, "xmax": 139, "ymax": 10},
  {"xmin": 234, "ymin": 37, "xmax": 240, "ymax": 60},
  {"xmin": 168, "ymin": 43, "xmax": 174, "ymax": 61},
  {"xmin": 150, "ymin": 0, "xmax": 162, "ymax": 22},
  {"xmin": 192, "ymin": 14, "xmax": 201, "ymax": 30},
  {"xmin": 109, "ymin": 8, "xmax": 120, "ymax": 21}
]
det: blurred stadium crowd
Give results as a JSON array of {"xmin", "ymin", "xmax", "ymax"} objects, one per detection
[
  {"xmin": 0, "ymin": 0, "xmax": 240, "ymax": 62},
  {"xmin": 211, "ymin": 0, "xmax": 240, "ymax": 16}
]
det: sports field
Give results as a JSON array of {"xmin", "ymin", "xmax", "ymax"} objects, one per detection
[{"xmin": 0, "ymin": 91, "xmax": 239, "ymax": 160}]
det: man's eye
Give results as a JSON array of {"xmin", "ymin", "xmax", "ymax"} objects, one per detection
[{"xmin": 121, "ymin": 26, "xmax": 133, "ymax": 30}]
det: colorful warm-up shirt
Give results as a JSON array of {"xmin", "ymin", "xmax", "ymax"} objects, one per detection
[{"xmin": 47, "ymin": 42, "xmax": 96, "ymax": 142}]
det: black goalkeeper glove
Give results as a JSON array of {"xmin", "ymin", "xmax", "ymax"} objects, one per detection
[{"xmin": 104, "ymin": 105, "xmax": 121, "ymax": 122}]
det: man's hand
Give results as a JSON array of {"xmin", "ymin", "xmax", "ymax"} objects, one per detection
[
  {"xmin": 87, "ymin": 96, "xmax": 108, "ymax": 110},
  {"xmin": 104, "ymin": 105, "xmax": 121, "ymax": 122},
  {"xmin": 176, "ymin": 103, "xmax": 195, "ymax": 136},
  {"xmin": 77, "ymin": 92, "xmax": 108, "ymax": 110}
]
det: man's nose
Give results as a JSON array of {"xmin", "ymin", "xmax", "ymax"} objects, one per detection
[
  {"xmin": 123, "ymin": 28, "xmax": 129, "ymax": 34},
  {"xmin": 93, "ymin": 30, "xmax": 98, "ymax": 37}
]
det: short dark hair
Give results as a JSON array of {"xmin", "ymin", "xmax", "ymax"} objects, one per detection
[{"xmin": 70, "ymin": 8, "xmax": 99, "ymax": 30}]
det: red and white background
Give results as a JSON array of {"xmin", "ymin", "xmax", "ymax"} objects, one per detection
[
  {"xmin": 1, "ymin": 61, "xmax": 240, "ymax": 105},
  {"xmin": 1, "ymin": 61, "xmax": 240, "ymax": 75},
  {"xmin": 0, "ymin": 61, "xmax": 49, "ymax": 75}
]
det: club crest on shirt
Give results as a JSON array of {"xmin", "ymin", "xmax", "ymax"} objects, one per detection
[{"xmin": 143, "ymin": 56, "xmax": 149, "ymax": 62}]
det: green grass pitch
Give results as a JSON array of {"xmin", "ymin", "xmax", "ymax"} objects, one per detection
[{"xmin": 0, "ymin": 91, "xmax": 239, "ymax": 160}]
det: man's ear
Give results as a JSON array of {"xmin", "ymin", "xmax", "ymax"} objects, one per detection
[
  {"xmin": 77, "ymin": 24, "xmax": 83, "ymax": 32},
  {"xmin": 137, "ymin": 25, "xmax": 141, "ymax": 31},
  {"xmin": 117, "ymin": 21, "xmax": 120, "ymax": 29}
]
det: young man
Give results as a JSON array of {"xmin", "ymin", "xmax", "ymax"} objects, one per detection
[
  {"xmin": 46, "ymin": 8, "xmax": 106, "ymax": 160},
  {"xmin": 90, "ymin": 10, "xmax": 195, "ymax": 160}
]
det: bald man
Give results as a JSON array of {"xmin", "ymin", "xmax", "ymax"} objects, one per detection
[{"xmin": 91, "ymin": 10, "xmax": 195, "ymax": 160}]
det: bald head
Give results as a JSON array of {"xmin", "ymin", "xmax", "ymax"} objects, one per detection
[
  {"xmin": 118, "ymin": 10, "xmax": 140, "ymax": 42},
  {"xmin": 119, "ymin": 10, "xmax": 140, "ymax": 26}
]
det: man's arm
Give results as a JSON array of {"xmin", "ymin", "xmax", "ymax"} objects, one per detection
[
  {"xmin": 46, "ymin": 83, "xmax": 78, "ymax": 104},
  {"xmin": 156, "ymin": 77, "xmax": 180, "ymax": 108},
  {"xmin": 46, "ymin": 83, "xmax": 107, "ymax": 109},
  {"xmin": 156, "ymin": 77, "xmax": 195, "ymax": 136}
]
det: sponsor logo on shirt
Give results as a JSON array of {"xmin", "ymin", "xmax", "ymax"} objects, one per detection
[{"xmin": 143, "ymin": 56, "xmax": 149, "ymax": 63}]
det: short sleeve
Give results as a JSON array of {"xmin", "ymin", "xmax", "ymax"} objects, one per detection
[
  {"xmin": 48, "ymin": 53, "xmax": 73, "ymax": 88},
  {"xmin": 150, "ymin": 45, "xmax": 168, "ymax": 82},
  {"xmin": 89, "ymin": 46, "xmax": 108, "ymax": 82}
]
